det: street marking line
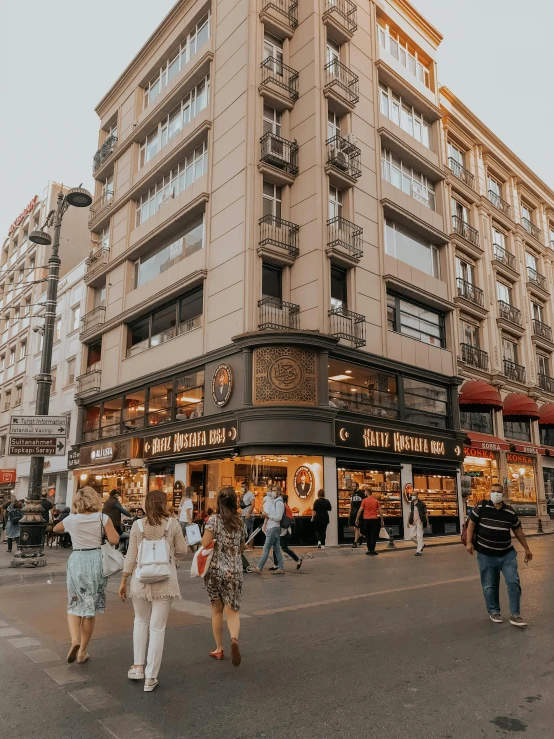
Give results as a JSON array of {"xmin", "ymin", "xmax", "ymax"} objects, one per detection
[
  {"xmin": 171, "ymin": 599, "xmax": 251, "ymax": 619},
  {"xmin": 44, "ymin": 664, "xmax": 89, "ymax": 685},
  {"xmin": 252, "ymin": 575, "xmax": 481, "ymax": 616},
  {"xmin": 69, "ymin": 686, "xmax": 120, "ymax": 713},
  {"xmin": 7, "ymin": 636, "xmax": 42, "ymax": 648},
  {"xmin": 100, "ymin": 713, "xmax": 161, "ymax": 739},
  {"xmin": 0, "ymin": 627, "xmax": 22, "ymax": 637},
  {"xmin": 24, "ymin": 648, "xmax": 62, "ymax": 664}
]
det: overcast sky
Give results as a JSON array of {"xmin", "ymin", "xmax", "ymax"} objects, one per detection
[{"xmin": 1, "ymin": 0, "xmax": 552, "ymax": 234}]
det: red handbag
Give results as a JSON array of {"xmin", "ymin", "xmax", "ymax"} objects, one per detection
[{"xmin": 190, "ymin": 540, "xmax": 215, "ymax": 578}]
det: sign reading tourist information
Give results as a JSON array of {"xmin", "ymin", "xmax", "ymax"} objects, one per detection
[
  {"xmin": 143, "ymin": 420, "xmax": 238, "ymax": 459},
  {"xmin": 335, "ymin": 421, "xmax": 464, "ymax": 461},
  {"xmin": 10, "ymin": 415, "xmax": 68, "ymax": 437},
  {"xmin": 8, "ymin": 437, "xmax": 66, "ymax": 456}
]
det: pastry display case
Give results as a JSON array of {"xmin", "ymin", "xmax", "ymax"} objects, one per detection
[
  {"xmin": 413, "ymin": 472, "xmax": 460, "ymax": 535},
  {"xmin": 337, "ymin": 467, "xmax": 403, "ymax": 543}
]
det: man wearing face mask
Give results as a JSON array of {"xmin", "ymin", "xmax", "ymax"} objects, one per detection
[
  {"xmin": 408, "ymin": 490, "xmax": 428, "ymax": 556},
  {"xmin": 466, "ymin": 483, "xmax": 532, "ymax": 627},
  {"xmin": 251, "ymin": 487, "xmax": 285, "ymax": 574}
]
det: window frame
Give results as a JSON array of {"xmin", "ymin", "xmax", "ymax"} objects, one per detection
[
  {"xmin": 381, "ymin": 148, "xmax": 436, "ymax": 210},
  {"xmin": 387, "ymin": 292, "xmax": 446, "ymax": 349},
  {"xmin": 379, "ymin": 82, "xmax": 430, "ymax": 147}
]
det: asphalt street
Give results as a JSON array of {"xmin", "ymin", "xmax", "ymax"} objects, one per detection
[{"xmin": 0, "ymin": 538, "xmax": 553, "ymax": 739}]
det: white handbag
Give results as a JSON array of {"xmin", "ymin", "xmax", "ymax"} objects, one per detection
[
  {"xmin": 100, "ymin": 514, "xmax": 125, "ymax": 577},
  {"xmin": 136, "ymin": 518, "xmax": 172, "ymax": 584},
  {"xmin": 185, "ymin": 523, "xmax": 202, "ymax": 546}
]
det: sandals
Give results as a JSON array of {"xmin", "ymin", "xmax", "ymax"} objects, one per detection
[
  {"xmin": 231, "ymin": 638, "xmax": 241, "ymax": 667},
  {"xmin": 128, "ymin": 667, "xmax": 145, "ymax": 680},
  {"xmin": 76, "ymin": 652, "xmax": 89, "ymax": 664},
  {"xmin": 144, "ymin": 679, "xmax": 158, "ymax": 692},
  {"xmin": 210, "ymin": 649, "xmax": 224, "ymax": 660},
  {"xmin": 67, "ymin": 643, "xmax": 80, "ymax": 664}
]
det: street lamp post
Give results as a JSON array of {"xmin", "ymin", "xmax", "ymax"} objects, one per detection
[{"xmin": 11, "ymin": 187, "xmax": 92, "ymax": 568}]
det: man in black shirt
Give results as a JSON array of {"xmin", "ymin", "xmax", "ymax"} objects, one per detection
[
  {"xmin": 349, "ymin": 483, "xmax": 365, "ymax": 548},
  {"xmin": 466, "ymin": 484, "xmax": 532, "ymax": 627},
  {"xmin": 40, "ymin": 491, "xmax": 54, "ymax": 523}
]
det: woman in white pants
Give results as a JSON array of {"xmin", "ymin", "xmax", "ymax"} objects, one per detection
[{"xmin": 118, "ymin": 489, "xmax": 187, "ymax": 692}]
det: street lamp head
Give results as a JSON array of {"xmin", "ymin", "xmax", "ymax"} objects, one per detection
[
  {"xmin": 65, "ymin": 187, "xmax": 92, "ymax": 208},
  {"xmin": 29, "ymin": 230, "xmax": 52, "ymax": 246}
]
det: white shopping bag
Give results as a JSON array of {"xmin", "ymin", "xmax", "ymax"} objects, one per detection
[
  {"xmin": 379, "ymin": 526, "xmax": 390, "ymax": 540},
  {"xmin": 185, "ymin": 523, "xmax": 202, "ymax": 546}
]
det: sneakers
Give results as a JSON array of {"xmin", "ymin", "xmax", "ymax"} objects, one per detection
[
  {"xmin": 296, "ymin": 557, "xmax": 303, "ymax": 571},
  {"xmin": 415, "ymin": 552, "xmax": 423, "ymax": 557},
  {"xmin": 509, "ymin": 615, "xmax": 527, "ymax": 628},
  {"xmin": 268, "ymin": 566, "xmax": 278, "ymax": 571},
  {"xmin": 321, "ymin": 545, "xmax": 325, "ymax": 550},
  {"xmin": 271, "ymin": 569, "xmax": 285, "ymax": 575},
  {"xmin": 250, "ymin": 567, "xmax": 262, "ymax": 574},
  {"xmin": 352, "ymin": 542, "xmax": 358, "ymax": 548},
  {"xmin": 317, "ymin": 542, "xmax": 321, "ymax": 548},
  {"xmin": 489, "ymin": 613, "xmax": 503, "ymax": 624}
]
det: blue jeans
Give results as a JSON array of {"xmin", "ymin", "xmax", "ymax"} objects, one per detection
[
  {"xmin": 243, "ymin": 516, "xmax": 254, "ymax": 541},
  {"xmin": 477, "ymin": 549, "xmax": 521, "ymax": 616},
  {"xmin": 257, "ymin": 527, "xmax": 284, "ymax": 571},
  {"xmin": 273, "ymin": 532, "xmax": 299, "ymax": 564}
]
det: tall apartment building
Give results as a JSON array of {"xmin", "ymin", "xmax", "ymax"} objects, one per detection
[
  {"xmin": 74, "ymin": 0, "xmax": 467, "ymax": 546},
  {"xmin": 0, "ymin": 183, "xmax": 89, "ymax": 507}
]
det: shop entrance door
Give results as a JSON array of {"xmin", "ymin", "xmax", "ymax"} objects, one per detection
[{"xmin": 190, "ymin": 463, "xmax": 207, "ymax": 520}]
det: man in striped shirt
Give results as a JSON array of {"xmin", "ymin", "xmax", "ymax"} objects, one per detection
[{"xmin": 466, "ymin": 484, "xmax": 532, "ymax": 627}]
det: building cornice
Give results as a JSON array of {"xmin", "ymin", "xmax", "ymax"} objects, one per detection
[{"xmin": 389, "ymin": 0, "xmax": 443, "ymax": 47}]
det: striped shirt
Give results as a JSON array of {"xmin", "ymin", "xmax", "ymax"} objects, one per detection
[{"xmin": 469, "ymin": 500, "xmax": 521, "ymax": 556}]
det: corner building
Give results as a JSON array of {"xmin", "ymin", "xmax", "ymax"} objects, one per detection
[{"xmin": 75, "ymin": 0, "xmax": 467, "ymax": 546}]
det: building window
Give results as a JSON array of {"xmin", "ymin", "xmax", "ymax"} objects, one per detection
[
  {"xmin": 14, "ymin": 385, "xmax": 22, "ymax": 406},
  {"xmin": 404, "ymin": 378, "xmax": 448, "ymax": 428},
  {"xmin": 8, "ymin": 347, "xmax": 15, "ymax": 366},
  {"xmin": 262, "ymin": 181, "xmax": 282, "ymax": 219},
  {"xmin": 101, "ymin": 174, "xmax": 113, "ymax": 201},
  {"xmin": 448, "ymin": 141, "xmax": 465, "ymax": 166},
  {"xmin": 51, "ymin": 367, "xmax": 57, "ymax": 393},
  {"xmin": 139, "ymin": 76, "xmax": 210, "ymax": 167},
  {"xmin": 93, "ymin": 227, "xmax": 110, "ymax": 252},
  {"xmin": 521, "ymin": 202, "xmax": 532, "ymax": 224},
  {"xmin": 531, "ymin": 301, "xmax": 544, "ymax": 323},
  {"xmin": 71, "ymin": 306, "xmax": 81, "ymax": 332},
  {"xmin": 19, "ymin": 341, "xmax": 26, "ymax": 361},
  {"xmin": 127, "ymin": 285, "xmax": 203, "ymax": 357},
  {"xmin": 502, "ymin": 337, "xmax": 518, "ymax": 364},
  {"xmin": 549, "ymin": 224, "xmax": 554, "ymax": 248},
  {"xmin": 263, "ymin": 104, "xmax": 282, "ymax": 137},
  {"xmin": 122, "ymin": 390, "xmax": 146, "ymax": 433},
  {"xmin": 175, "ymin": 370, "xmax": 204, "ymax": 420},
  {"xmin": 504, "ymin": 419, "xmax": 530, "ymax": 442},
  {"xmin": 496, "ymin": 281, "xmax": 512, "ymax": 306},
  {"xmin": 136, "ymin": 141, "xmax": 208, "ymax": 227},
  {"xmin": 331, "ymin": 265, "xmax": 348, "ymax": 310},
  {"xmin": 4, "ymin": 391, "xmax": 11, "ymax": 410},
  {"xmin": 67, "ymin": 358, "xmax": 76, "ymax": 385},
  {"xmin": 83, "ymin": 405, "xmax": 100, "ymax": 442},
  {"xmin": 327, "ymin": 109, "xmax": 341, "ymax": 139},
  {"xmin": 456, "ymin": 258, "xmax": 474, "ymax": 285},
  {"xmin": 55, "ymin": 318, "xmax": 61, "ymax": 341},
  {"xmin": 143, "ymin": 12, "xmax": 211, "ymax": 109},
  {"xmin": 263, "ymin": 32, "xmax": 283, "ymax": 69},
  {"xmin": 0, "ymin": 354, "xmax": 4, "ymax": 371},
  {"xmin": 381, "ymin": 149, "xmax": 435, "ymax": 210},
  {"xmin": 451, "ymin": 198, "xmax": 469, "ymax": 225},
  {"xmin": 460, "ymin": 409, "xmax": 493, "ymax": 435},
  {"xmin": 379, "ymin": 82, "xmax": 430, "ymax": 146},
  {"xmin": 87, "ymin": 342, "xmax": 102, "ymax": 370},
  {"xmin": 0, "ymin": 436, "xmax": 6, "ymax": 455},
  {"xmin": 488, "ymin": 175, "xmax": 502, "ymax": 199},
  {"xmin": 460, "ymin": 319, "xmax": 479, "ymax": 347},
  {"xmin": 328, "ymin": 358, "xmax": 399, "ymax": 419},
  {"xmin": 24, "ymin": 298, "xmax": 31, "ymax": 316},
  {"xmin": 387, "ymin": 293, "xmax": 445, "ymax": 348},
  {"xmin": 329, "ymin": 185, "xmax": 343, "ymax": 219},
  {"xmin": 385, "ymin": 220, "xmax": 439, "ymax": 277},
  {"xmin": 148, "ymin": 382, "xmax": 174, "ymax": 427},
  {"xmin": 101, "ymin": 398, "xmax": 122, "ymax": 438},
  {"xmin": 376, "ymin": 17, "xmax": 431, "ymax": 88},
  {"xmin": 13, "ymin": 307, "xmax": 20, "ymax": 328},
  {"xmin": 262, "ymin": 263, "xmax": 282, "ymax": 299},
  {"xmin": 537, "ymin": 353, "xmax": 549, "ymax": 377}
]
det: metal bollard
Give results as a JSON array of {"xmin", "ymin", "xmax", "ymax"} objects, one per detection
[
  {"xmin": 387, "ymin": 528, "xmax": 397, "ymax": 549},
  {"xmin": 537, "ymin": 518, "xmax": 544, "ymax": 534}
]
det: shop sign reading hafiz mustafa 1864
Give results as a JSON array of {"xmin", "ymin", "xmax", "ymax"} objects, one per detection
[{"xmin": 143, "ymin": 420, "xmax": 238, "ymax": 459}]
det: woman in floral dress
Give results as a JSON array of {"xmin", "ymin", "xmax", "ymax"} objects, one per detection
[{"xmin": 201, "ymin": 486, "xmax": 246, "ymax": 667}]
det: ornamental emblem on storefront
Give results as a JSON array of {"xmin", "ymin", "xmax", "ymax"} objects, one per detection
[
  {"xmin": 212, "ymin": 363, "xmax": 233, "ymax": 407},
  {"xmin": 253, "ymin": 347, "xmax": 317, "ymax": 406},
  {"xmin": 294, "ymin": 466, "xmax": 314, "ymax": 499},
  {"xmin": 268, "ymin": 357, "xmax": 303, "ymax": 392}
]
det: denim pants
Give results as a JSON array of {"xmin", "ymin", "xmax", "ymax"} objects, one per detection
[
  {"xmin": 243, "ymin": 516, "xmax": 254, "ymax": 542},
  {"xmin": 273, "ymin": 532, "xmax": 299, "ymax": 564},
  {"xmin": 257, "ymin": 527, "xmax": 284, "ymax": 571},
  {"xmin": 477, "ymin": 548, "xmax": 521, "ymax": 616}
]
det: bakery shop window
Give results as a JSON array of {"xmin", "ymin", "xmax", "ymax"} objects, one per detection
[
  {"xmin": 503, "ymin": 419, "xmax": 531, "ymax": 442},
  {"xmin": 337, "ymin": 466, "xmax": 402, "ymax": 543},
  {"xmin": 460, "ymin": 409, "xmax": 493, "ymax": 435},
  {"xmin": 148, "ymin": 381, "xmax": 173, "ymax": 427},
  {"xmin": 506, "ymin": 454, "xmax": 537, "ymax": 514},
  {"xmin": 328, "ymin": 359, "xmax": 399, "ymax": 419},
  {"xmin": 175, "ymin": 370, "xmax": 204, "ymax": 420},
  {"xmin": 413, "ymin": 470, "xmax": 459, "ymax": 535},
  {"xmin": 462, "ymin": 451, "xmax": 499, "ymax": 510}
]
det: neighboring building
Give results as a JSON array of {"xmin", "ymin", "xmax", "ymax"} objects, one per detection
[
  {"xmin": 75, "ymin": 0, "xmax": 468, "ymax": 545},
  {"xmin": 0, "ymin": 182, "xmax": 89, "ymax": 506},
  {"xmin": 441, "ymin": 89, "xmax": 554, "ymax": 522}
]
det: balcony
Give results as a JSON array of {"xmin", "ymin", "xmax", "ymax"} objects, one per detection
[
  {"xmin": 326, "ymin": 216, "xmax": 363, "ymax": 266},
  {"xmin": 260, "ymin": 57, "xmax": 299, "ymax": 110},
  {"xmin": 503, "ymin": 359, "xmax": 526, "ymax": 384},
  {"xmin": 260, "ymin": 1, "xmax": 298, "ymax": 38},
  {"xmin": 493, "ymin": 243, "xmax": 516, "ymax": 271},
  {"xmin": 326, "ymin": 135, "xmax": 361, "ymax": 187},
  {"xmin": 92, "ymin": 133, "xmax": 118, "ymax": 175},
  {"xmin": 88, "ymin": 191, "xmax": 114, "ymax": 228},
  {"xmin": 532, "ymin": 319, "xmax": 552, "ymax": 343},
  {"xmin": 85, "ymin": 247, "xmax": 109, "ymax": 284},
  {"xmin": 329, "ymin": 306, "xmax": 366, "ymax": 348},
  {"xmin": 324, "ymin": 59, "xmax": 359, "ymax": 112},
  {"xmin": 258, "ymin": 297, "xmax": 300, "ymax": 330},
  {"xmin": 81, "ymin": 306, "xmax": 106, "ymax": 337},
  {"xmin": 452, "ymin": 215, "xmax": 479, "ymax": 247},
  {"xmin": 488, "ymin": 190, "xmax": 510, "ymax": 217},
  {"xmin": 259, "ymin": 132, "xmax": 299, "ymax": 184},
  {"xmin": 76, "ymin": 369, "xmax": 101, "ymax": 398},
  {"xmin": 527, "ymin": 266, "xmax": 548, "ymax": 293},
  {"xmin": 498, "ymin": 300, "xmax": 521, "ymax": 326},
  {"xmin": 456, "ymin": 278, "xmax": 484, "ymax": 308},
  {"xmin": 448, "ymin": 158, "xmax": 475, "ymax": 189},
  {"xmin": 538, "ymin": 373, "xmax": 554, "ymax": 393},
  {"xmin": 322, "ymin": 0, "xmax": 357, "ymax": 42},
  {"xmin": 258, "ymin": 214, "xmax": 299, "ymax": 266},
  {"xmin": 521, "ymin": 217, "xmax": 541, "ymax": 241},
  {"xmin": 460, "ymin": 343, "xmax": 488, "ymax": 371}
]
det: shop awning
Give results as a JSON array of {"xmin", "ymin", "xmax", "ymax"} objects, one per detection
[
  {"xmin": 511, "ymin": 444, "xmax": 545, "ymax": 455},
  {"xmin": 459, "ymin": 381, "xmax": 503, "ymax": 411},
  {"xmin": 465, "ymin": 432, "xmax": 510, "ymax": 451},
  {"xmin": 502, "ymin": 393, "xmax": 540, "ymax": 420},
  {"xmin": 539, "ymin": 403, "xmax": 554, "ymax": 427}
]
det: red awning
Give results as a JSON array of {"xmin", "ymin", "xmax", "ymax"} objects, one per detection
[
  {"xmin": 539, "ymin": 403, "xmax": 554, "ymax": 427},
  {"xmin": 502, "ymin": 393, "xmax": 540, "ymax": 419},
  {"xmin": 465, "ymin": 432, "xmax": 510, "ymax": 451},
  {"xmin": 459, "ymin": 381, "xmax": 503, "ymax": 410},
  {"xmin": 511, "ymin": 444, "xmax": 545, "ymax": 455}
]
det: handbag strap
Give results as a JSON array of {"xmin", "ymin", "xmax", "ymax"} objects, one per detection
[{"xmin": 100, "ymin": 513, "xmax": 107, "ymax": 545}]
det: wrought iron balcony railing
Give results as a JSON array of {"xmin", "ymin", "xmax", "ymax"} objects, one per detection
[
  {"xmin": 92, "ymin": 134, "xmax": 118, "ymax": 175},
  {"xmin": 329, "ymin": 306, "xmax": 366, "ymax": 348},
  {"xmin": 325, "ymin": 0, "xmax": 357, "ymax": 33},
  {"xmin": 258, "ymin": 296, "xmax": 299, "ymax": 330},
  {"xmin": 261, "ymin": 0, "xmax": 298, "ymax": 28},
  {"xmin": 324, "ymin": 59, "xmax": 359, "ymax": 104},
  {"xmin": 456, "ymin": 278, "xmax": 484, "ymax": 307},
  {"xmin": 260, "ymin": 56, "xmax": 299, "ymax": 101},
  {"xmin": 527, "ymin": 266, "xmax": 547, "ymax": 291},
  {"xmin": 327, "ymin": 216, "xmax": 363, "ymax": 260},
  {"xmin": 521, "ymin": 216, "xmax": 541, "ymax": 240},
  {"xmin": 452, "ymin": 215, "xmax": 479, "ymax": 247},
  {"xmin": 448, "ymin": 158, "xmax": 475, "ymax": 189},
  {"xmin": 460, "ymin": 343, "xmax": 488, "ymax": 371},
  {"xmin": 81, "ymin": 306, "xmax": 106, "ymax": 335},
  {"xmin": 503, "ymin": 359, "xmax": 526, "ymax": 384},
  {"xmin": 493, "ymin": 243, "xmax": 516, "ymax": 270},
  {"xmin": 85, "ymin": 247, "xmax": 110, "ymax": 281},
  {"xmin": 259, "ymin": 214, "xmax": 299, "ymax": 259},
  {"xmin": 488, "ymin": 190, "xmax": 510, "ymax": 216},
  {"xmin": 326, "ymin": 135, "xmax": 361, "ymax": 179},
  {"xmin": 76, "ymin": 369, "xmax": 102, "ymax": 397},
  {"xmin": 538, "ymin": 373, "xmax": 554, "ymax": 393},
  {"xmin": 533, "ymin": 319, "xmax": 552, "ymax": 342},
  {"xmin": 88, "ymin": 191, "xmax": 114, "ymax": 226},
  {"xmin": 498, "ymin": 300, "xmax": 521, "ymax": 325},
  {"xmin": 260, "ymin": 132, "xmax": 299, "ymax": 175}
]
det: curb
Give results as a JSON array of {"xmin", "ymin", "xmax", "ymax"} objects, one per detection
[{"xmin": 0, "ymin": 569, "xmax": 67, "ymax": 587}]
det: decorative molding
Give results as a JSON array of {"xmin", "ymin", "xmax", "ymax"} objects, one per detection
[{"xmin": 253, "ymin": 346, "xmax": 317, "ymax": 406}]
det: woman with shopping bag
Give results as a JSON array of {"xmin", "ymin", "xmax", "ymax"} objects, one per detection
[{"xmin": 118, "ymin": 489, "xmax": 187, "ymax": 692}]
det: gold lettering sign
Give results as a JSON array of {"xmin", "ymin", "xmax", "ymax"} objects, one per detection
[
  {"xmin": 144, "ymin": 423, "xmax": 237, "ymax": 459},
  {"xmin": 355, "ymin": 426, "xmax": 447, "ymax": 457}
]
